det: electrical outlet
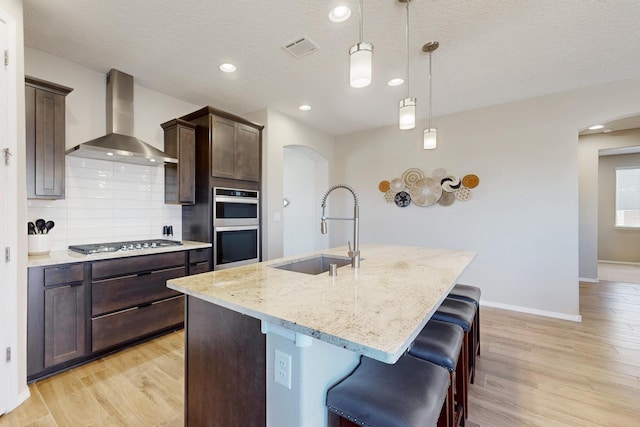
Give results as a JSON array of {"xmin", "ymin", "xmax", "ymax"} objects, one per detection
[{"xmin": 274, "ymin": 349, "xmax": 292, "ymax": 389}]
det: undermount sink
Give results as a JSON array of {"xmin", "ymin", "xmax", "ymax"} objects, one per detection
[{"xmin": 271, "ymin": 255, "xmax": 352, "ymax": 275}]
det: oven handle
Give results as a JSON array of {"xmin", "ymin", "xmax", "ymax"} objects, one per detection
[
  {"xmin": 215, "ymin": 225, "xmax": 260, "ymax": 232},
  {"xmin": 214, "ymin": 196, "xmax": 259, "ymax": 204}
]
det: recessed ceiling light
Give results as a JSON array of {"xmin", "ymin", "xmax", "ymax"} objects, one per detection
[
  {"xmin": 219, "ymin": 63, "xmax": 236, "ymax": 73},
  {"xmin": 329, "ymin": 6, "xmax": 351, "ymax": 22},
  {"xmin": 603, "ymin": 129, "xmax": 613, "ymax": 133},
  {"xmin": 588, "ymin": 124, "xmax": 604, "ymax": 130},
  {"xmin": 299, "ymin": 105, "xmax": 311, "ymax": 111},
  {"xmin": 149, "ymin": 158, "xmax": 156, "ymax": 162},
  {"xmin": 106, "ymin": 152, "xmax": 114, "ymax": 156},
  {"xmin": 388, "ymin": 78, "xmax": 404, "ymax": 87}
]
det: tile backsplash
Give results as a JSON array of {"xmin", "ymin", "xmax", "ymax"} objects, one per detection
[{"xmin": 27, "ymin": 156, "xmax": 183, "ymax": 251}]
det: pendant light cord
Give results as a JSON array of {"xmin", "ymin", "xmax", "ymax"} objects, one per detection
[
  {"xmin": 428, "ymin": 51, "xmax": 432, "ymax": 129},
  {"xmin": 359, "ymin": 0, "xmax": 364, "ymax": 43},
  {"xmin": 405, "ymin": 0, "xmax": 410, "ymax": 98}
]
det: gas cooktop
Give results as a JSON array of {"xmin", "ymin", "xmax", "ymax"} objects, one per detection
[{"xmin": 68, "ymin": 239, "xmax": 183, "ymax": 255}]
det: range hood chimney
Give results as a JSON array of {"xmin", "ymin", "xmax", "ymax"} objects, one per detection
[{"xmin": 66, "ymin": 69, "xmax": 178, "ymax": 165}]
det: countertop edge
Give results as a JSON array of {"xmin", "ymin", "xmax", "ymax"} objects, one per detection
[
  {"xmin": 28, "ymin": 240, "xmax": 212, "ymax": 268},
  {"xmin": 167, "ymin": 246, "xmax": 477, "ymax": 364}
]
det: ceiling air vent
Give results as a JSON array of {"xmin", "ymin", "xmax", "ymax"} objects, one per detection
[{"xmin": 283, "ymin": 36, "xmax": 319, "ymax": 58}]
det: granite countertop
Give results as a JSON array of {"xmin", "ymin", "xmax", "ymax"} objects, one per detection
[
  {"xmin": 27, "ymin": 240, "xmax": 212, "ymax": 268},
  {"xmin": 167, "ymin": 243, "xmax": 476, "ymax": 363}
]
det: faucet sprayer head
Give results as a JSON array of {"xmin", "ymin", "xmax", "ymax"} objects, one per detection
[{"xmin": 321, "ymin": 219, "xmax": 327, "ymax": 234}]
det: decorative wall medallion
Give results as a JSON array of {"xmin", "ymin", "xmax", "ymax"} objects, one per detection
[
  {"xmin": 390, "ymin": 178, "xmax": 405, "ymax": 193},
  {"xmin": 441, "ymin": 175, "xmax": 461, "ymax": 192},
  {"xmin": 402, "ymin": 168, "xmax": 425, "ymax": 188},
  {"xmin": 438, "ymin": 191, "xmax": 455, "ymax": 206},
  {"xmin": 394, "ymin": 191, "xmax": 411, "ymax": 207},
  {"xmin": 378, "ymin": 168, "xmax": 479, "ymax": 208},
  {"xmin": 432, "ymin": 168, "xmax": 448, "ymax": 180},
  {"xmin": 462, "ymin": 174, "xmax": 479, "ymax": 189},
  {"xmin": 409, "ymin": 177, "xmax": 442, "ymax": 206},
  {"xmin": 384, "ymin": 190, "xmax": 396, "ymax": 203},
  {"xmin": 454, "ymin": 186, "xmax": 472, "ymax": 201}
]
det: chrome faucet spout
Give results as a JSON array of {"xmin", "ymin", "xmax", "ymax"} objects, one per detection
[{"xmin": 320, "ymin": 185, "xmax": 360, "ymax": 268}]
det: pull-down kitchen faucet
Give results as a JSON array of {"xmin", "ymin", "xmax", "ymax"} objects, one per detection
[{"xmin": 320, "ymin": 184, "xmax": 360, "ymax": 268}]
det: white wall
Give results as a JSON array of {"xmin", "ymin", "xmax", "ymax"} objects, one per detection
[
  {"xmin": 249, "ymin": 108, "xmax": 335, "ymax": 261},
  {"xmin": 24, "ymin": 48, "xmax": 201, "ymax": 248},
  {"xmin": 334, "ymin": 77, "xmax": 640, "ymax": 319},
  {"xmin": 579, "ymin": 129, "xmax": 640, "ymax": 280}
]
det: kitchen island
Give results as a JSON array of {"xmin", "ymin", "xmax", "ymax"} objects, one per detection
[{"xmin": 167, "ymin": 243, "xmax": 476, "ymax": 427}]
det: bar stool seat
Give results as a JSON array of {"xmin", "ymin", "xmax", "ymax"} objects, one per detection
[
  {"xmin": 448, "ymin": 284, "xmax": 481, "ymax": 304},
  {"xmin": 327, "ymin": 355, "xmax": 450, "ymax": 427},
  {"xmin": 448, "ymin": 284, "xmax": 481, "ymax": 359},
  {"xmin": 409, "ymin": 320, "xmax": 465, "ymax": 426},
  {"xmin": 432, "ymin": 298, "xmax": 476, "ymax": 416}
]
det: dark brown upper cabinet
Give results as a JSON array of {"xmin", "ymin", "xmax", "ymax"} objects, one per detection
[
  {"xmin": 25, "ymin": 77, "xmax": 73, "ymax": 200},
  {"xmin": 181, "ymin": 106, "xmax": 263, "ymax": 183},
  {"xmin": 162, "ymin": 118, "xmax": 197, "ymax": 204}
]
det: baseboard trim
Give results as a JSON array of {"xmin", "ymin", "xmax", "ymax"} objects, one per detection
[
  {"xmin": 598, "ymin": 260, "xmax": 640, "ymax": 266},
  {"xmin": 579, "ymin": 277, "xmax": 598, "ymax": 283},
  {"xmin": 480, "ymin": 300, "xmax": 582, "ymax": 322},
  {"xmin": 4, "ymin": 387, "xmax": 31, "ymax": 415}
]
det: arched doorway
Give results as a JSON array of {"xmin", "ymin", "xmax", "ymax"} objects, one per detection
[{"xmin": 282, "ymin": 145, "xmax": 328, "ymax": 257}]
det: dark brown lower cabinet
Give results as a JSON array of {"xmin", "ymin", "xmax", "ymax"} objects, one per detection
[
  {"xmin": 185, "ymin": 296, "xmax": 266, "ymax": 427},
  {"xmin": 92, "ymin": 296, "xmax": 184, "ymax": 352},
  {"xmin": 43, "ymin": 283, "xmax": 86, "ymax": 368},
  {"xmin": 28, "ymin": 249, "xmax": 209, "ymax": 382}
]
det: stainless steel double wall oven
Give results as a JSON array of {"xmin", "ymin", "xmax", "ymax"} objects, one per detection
[{"xmin": 212, "ymin": 187, "xmax": 259, "ymax": 270}]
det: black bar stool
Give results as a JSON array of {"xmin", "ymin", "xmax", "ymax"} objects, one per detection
[
  {"xmin": 447, "ymin": 284, "xmax": 481, "ymax": 358},
  {"xmin": 327, "ymin": 354, "xmax": 451, "ymax": 427},
  {"xmin": 431, "ymin": 298, "xmax": 476, "ymax": 415},
  {"xmin": 409, "ymin": 319, "xmax": 466, "ymax": 426}
]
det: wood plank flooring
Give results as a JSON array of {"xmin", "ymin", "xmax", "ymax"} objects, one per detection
[{"xmin": 2, "ymin": 280, "xmax": 639, "ymax": 426}]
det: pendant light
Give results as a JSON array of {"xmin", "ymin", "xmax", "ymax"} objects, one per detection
[
  {"xmin": 350, "ymin": 0, "xmax": 373, "ymax": 88},
  {"xmin": 398, "ymin": 0, "xmax": 415, "ymax": 130},
  {"xmin": 423, "ymin": 41, "xmax": 439, "ymax": 149}
]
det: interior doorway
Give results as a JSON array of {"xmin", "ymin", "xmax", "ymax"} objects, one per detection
[
  {"xmin": 578, "ymin": 118, "xmax": 640, "ymax": 283},
  {"xmin": 282, "ymin": 145, "xmax": 328, "ymax": 257}
]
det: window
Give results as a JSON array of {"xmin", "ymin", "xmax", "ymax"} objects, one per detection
[{"xmin": 615, "ymin": 167, "xmax": 640, "ymax": 227}]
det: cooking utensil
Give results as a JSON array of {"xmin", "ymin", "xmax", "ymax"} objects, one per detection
[
  {"xmin": 28, "ymin": 222, "xmax": 36, "ymax": 235},
  {"xmin": 35, "ymin": 218, "xmax": 46, "ymax": 234},
  {"xmin": 45, "ymin": 220, "xmax": 55, "ymax": 234}
]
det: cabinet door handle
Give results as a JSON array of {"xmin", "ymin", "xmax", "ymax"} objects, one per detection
[{"xmin": 69, "ymin": 281, "xmax": 83, "ymax": 287}]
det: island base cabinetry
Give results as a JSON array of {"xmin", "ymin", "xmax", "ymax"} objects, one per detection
[{"xmin": 185, "ymin": 296, "xmax": 266, "ymax": 427}]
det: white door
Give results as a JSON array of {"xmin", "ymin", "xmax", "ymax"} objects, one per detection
[{"xmin": 0, "ymin": 12, "xmax": 9, "ymax": 414}]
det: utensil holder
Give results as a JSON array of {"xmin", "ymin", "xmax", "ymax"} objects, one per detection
[{"xmin": 28, "ymin": 234, "xmax": 51, "ymax": 256}]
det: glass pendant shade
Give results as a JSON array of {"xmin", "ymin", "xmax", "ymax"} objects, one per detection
[
  {"xmin": 423, "ymin": 128, "xmax": 437, "ymax": 149},
  {"xmin": 399, "ymin": 98, "xmax": 416, "ymax": 130},
  {"xmin": 349, "ymin": 42, "xmax": 373, "ymax": 88}
]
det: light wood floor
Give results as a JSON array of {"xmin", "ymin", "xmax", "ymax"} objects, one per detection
[
  {"xmin": 2, "ymin": 280, "xmax": 640, "ymax": 426},
  {"xmin": 598, "ymin": 261, "xmax": 640, "ymax": 283}
]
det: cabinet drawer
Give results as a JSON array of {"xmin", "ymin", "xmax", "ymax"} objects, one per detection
[
  {"xmin": 189, "ymin": 262, "xmax": 210, "ymax": 275},
  {"xmin": 92, "ymin": 266, "xmax": 185, "ymax": 316},
  {"xmin": 44, "ymin": 263, "xmax": 85, "ymax": 287},
  {"xmin": 92, "ymin": 296, "xmax": 184, "ymax": 352},
  {"xmin": 189, "ymin": 248, "xmax": 211, "ymax": 264},
  {"xmin": 92, "ymin": 251, "xmax": 186, "ymax": 280}
]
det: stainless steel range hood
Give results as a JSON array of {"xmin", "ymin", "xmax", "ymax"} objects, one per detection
[{"xmin": 66, "ymin": 69, "xmax": 177, "ymax": 165}]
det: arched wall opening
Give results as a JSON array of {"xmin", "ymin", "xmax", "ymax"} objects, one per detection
[{"xmin": 282, "ymin": 145, "xmax": 329, "ymax": 257}]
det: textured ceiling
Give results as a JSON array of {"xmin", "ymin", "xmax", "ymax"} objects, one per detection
[{"xmin": 23, "ymin": 0, "xmax": 640, "ymax": 136}]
